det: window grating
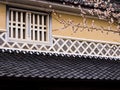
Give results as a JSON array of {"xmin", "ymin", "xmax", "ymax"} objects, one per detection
[
  {"xmin": 8, "ymin": 8, "xmax": 50, "ymax": 43},
  {"xmin": 9, "ymin": 9, "xmax": 26, "ymax": 40}
]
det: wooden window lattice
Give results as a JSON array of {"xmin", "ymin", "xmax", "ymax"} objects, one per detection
[{"xmin": 8, "ymin": 8, "xmax": 49, "ymax": 43}]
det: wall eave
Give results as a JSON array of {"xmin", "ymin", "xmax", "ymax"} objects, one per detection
[{"xmin": 0, "ymin": 0, "xmax": 81, "ymax": 14}]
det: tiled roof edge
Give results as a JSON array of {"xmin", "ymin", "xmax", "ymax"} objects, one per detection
[{"xmin": 0, "ymin": 48, "xmax": 119, "ymax": 61}]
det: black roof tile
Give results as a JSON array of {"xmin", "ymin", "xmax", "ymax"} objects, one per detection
[{"xmin": 0, "ymin": 50, "xmax": 120, "ymax": 80}]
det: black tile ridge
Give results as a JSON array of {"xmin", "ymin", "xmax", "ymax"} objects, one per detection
[{"xmin": 0, "ymin": 48, "xmax": 119, "ymax": 62}]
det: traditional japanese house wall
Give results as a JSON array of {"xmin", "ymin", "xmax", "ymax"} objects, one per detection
[
  {"xmin": 0, "ymin": 2, "xmax": 119, "ymax": 58},
  {"xmin": 0, "ymin": 3, "xmax": 6, "ymax": 32},
  {"xmin": 52, "ymin": 13, "xmax": 120, "ymax": 43},
  {"xmin": 0, "ymin": 3, "xmax": 119, "ymax": 43}
]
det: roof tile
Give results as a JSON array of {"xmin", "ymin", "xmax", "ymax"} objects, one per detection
[{"xmin": 0, "ymin": 50, "xmax": 120, "ymax": 80}]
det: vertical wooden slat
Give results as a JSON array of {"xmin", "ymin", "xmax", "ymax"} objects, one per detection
[
  {"xmin": 29, "ymin": 13, "xmax": 31, "ymax": 39},
  {"xmin": 31, "ymin": 14, "xmax": 33, "ymax": 40},
  {"xmin": 30, "ymin": 13, "xmax": 32, "ymax": 40},
  {"xmin": 33, "ymin": 14, "xmax": 35, "ymax": 41},
  {"xmin": 8, "ymin": 10, "xmax": 11, "ymax": 38},
  {"xmin": 16, "ymin": 11, "xmax": 18, "ymax": 39},
  {"xmin": 42, "ymin": 15, "xmax": 44, "ymax": 41},
  {"xmin": 37, "ymin": 14, "xmax": 39, "ymax": 41},
  {"xmin": 47, "ymin": 15, "xmax": 49, "ymax": 41},
  {"xmin": 26, "ymin": 12, "xmax": 29, "ymax": 40},
  {"xmin": 27, "ymin": 12, "xmax": 31, "ymax": 40},
  {"xmin": 11, "ymin": 10, "xmax": 13, "ymax": 38},
  {"xmin": 21, "ymin": 12, "xmax": 23, "ymax": 39}
]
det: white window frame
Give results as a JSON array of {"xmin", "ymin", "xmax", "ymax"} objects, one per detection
[{"xmin": 7, "ymin": 7, "xmax": 52, "ymax": 45}]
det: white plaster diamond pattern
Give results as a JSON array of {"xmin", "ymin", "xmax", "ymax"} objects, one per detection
[{"xmin": 0, "ymin": 32, "xmax": 119, "ymax": 58}]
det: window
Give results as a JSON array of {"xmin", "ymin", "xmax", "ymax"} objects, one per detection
[{"xmin": 8, "ymin": 8, "xmax": 51, "ymax": 44}]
